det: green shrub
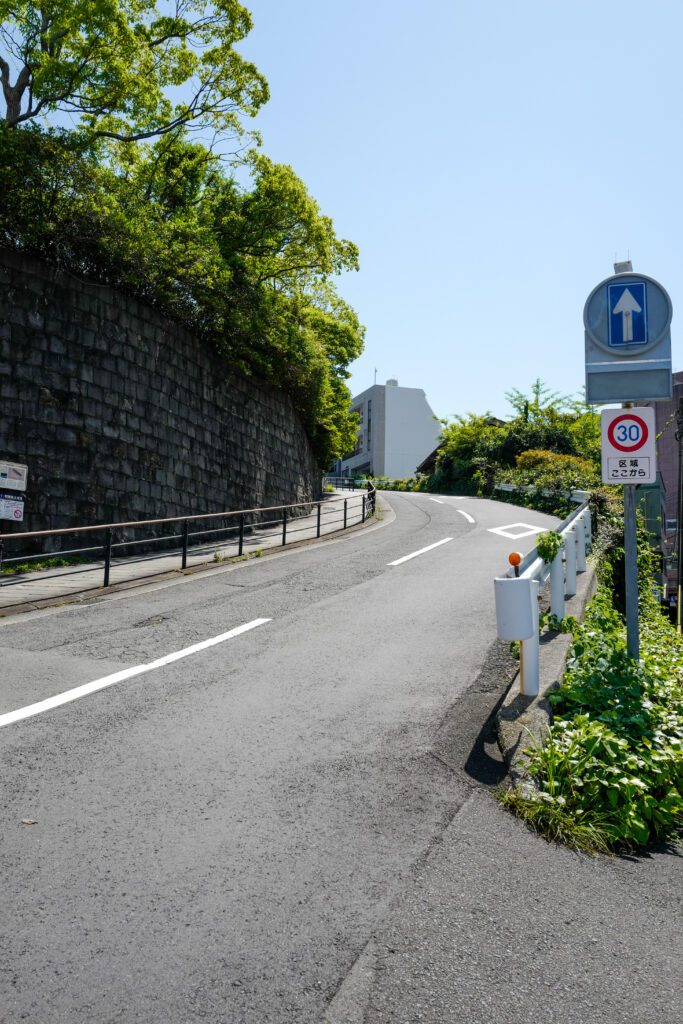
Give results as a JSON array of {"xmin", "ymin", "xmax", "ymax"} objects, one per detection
[{"xmin": 521, "ymin": 588, "xmax": 683, "ymax": 851}]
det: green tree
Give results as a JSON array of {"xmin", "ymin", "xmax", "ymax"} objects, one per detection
[
  {"xmin": 0, "ymin": 1, "xmax": 268, "ymax": 144},
  {"xmin": 211, "ymin": 155, "xmax": 364, "ymax": 464},
  {"xmin": 505, "ymin": 377, "xmax": 575, "ymax": 421}
]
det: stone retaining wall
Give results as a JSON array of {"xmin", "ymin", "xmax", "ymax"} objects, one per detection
[{"xmin": 0, "ymin": 249, "xmax": 320, "ymax": 545}]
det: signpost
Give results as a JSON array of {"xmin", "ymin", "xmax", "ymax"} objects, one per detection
[{"xmin": 585, "ymin": 263, "xmax": 672, "ymax": 661}]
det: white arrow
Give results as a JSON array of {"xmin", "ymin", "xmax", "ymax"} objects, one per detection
[{"xmin": 612, "ymin": 288, "xmax": 642, "ymax": 342}]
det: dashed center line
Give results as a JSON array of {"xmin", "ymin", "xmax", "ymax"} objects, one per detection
[
  {"xmin": 455, "ymin": 509, "xmax": 475, "ymax": 524},
  {"xmin": 428, "ymin": 497, "xmax": 444, "ymax": 504},
  {"xmin": 0, "ymin": 618, "xmax": 271, "ymax": 728},
  {"xmin": 388, "ymin": 538, "xmax": 453, "ymax": 566}
]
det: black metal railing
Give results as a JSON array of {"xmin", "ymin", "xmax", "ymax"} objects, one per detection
[{"xmin": 0, "ymin": 482, "xmax": 377, "ymax": 596}]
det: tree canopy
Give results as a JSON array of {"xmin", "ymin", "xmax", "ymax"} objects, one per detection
[
  {"xmin": 0, "ymin": 4, "xmax": 365, "ymax": 468},
  {"xmin": 428, "ymin": 383, "xmax": 600, "ymax": 497},
  {"xmin": 0, "ymin": 1, "xmax": 268, "ymax": 143}
]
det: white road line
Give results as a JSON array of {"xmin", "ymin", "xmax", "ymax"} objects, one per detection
[
  {"xmin": 0, "ymin": 618, "xmax": 271, "ymax": 729},
  {"xmin": 455, "ymin": 509, "xmax": 475, "ymax": 524},
  {"xmin": 488, "ymin": 523, "xmax": 543, "ymax": 539},
  {"xmin": 428, "ymin": 498, "xmax": 444, "ymax": 504},
  {"xmin": 388, "ymin": 538, "xmax": 453, "ymax": 566}
]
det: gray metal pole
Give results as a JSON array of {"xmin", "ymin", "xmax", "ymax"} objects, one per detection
[
  {"xmin": 623, "ymin": 483, "xmax": 639, "ymax": 660},
  {"xmin": 675, "ymin": 399, "xmax": 683, "ymax": 632}
]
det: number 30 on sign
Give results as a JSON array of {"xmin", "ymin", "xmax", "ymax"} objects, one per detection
[{"xmin": 600, "ymin": 407, "xmax": 656, "ymax": 485}]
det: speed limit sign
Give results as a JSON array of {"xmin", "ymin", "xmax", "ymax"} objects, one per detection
[{"xmin": 601, "ymin": 407, "xmax": 656, "ymax": 484}]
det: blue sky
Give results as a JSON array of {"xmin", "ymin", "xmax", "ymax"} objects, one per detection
[{"xmin": 233, "ymin": 1, "xmax": 682, "ymax": 422}]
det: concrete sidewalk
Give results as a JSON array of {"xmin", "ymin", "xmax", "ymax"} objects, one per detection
[
  {"xmin": 325, "ymin": 560, "xmax": 683, "ymax": 1024},
  {"xmin": 0, "ymin": 489, "xmax": 370, "ymax": 613}
]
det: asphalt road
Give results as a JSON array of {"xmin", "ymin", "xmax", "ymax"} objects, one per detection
[{"xmin": 0, "ymin": 493, "xmax": 561, "ymax": 1022}]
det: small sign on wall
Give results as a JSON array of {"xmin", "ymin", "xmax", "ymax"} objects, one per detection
[
  {"xmin": 0, "ymin": 491, "xmax": 25, "ymax": 521},
  {"xmin": 0, "ymin": 461, "xmax": 28, "ymax": 492}
]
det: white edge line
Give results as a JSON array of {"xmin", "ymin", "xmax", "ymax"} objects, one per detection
[
  {"xmin": 388, "ymin": 537, "xmax": 453, "ymax": 566},
  {"xmin": 0, "ymin": 618, "xmax": 271, "ymax": 729},
  {"xmin": 456, "ymin": 509, "xmax": 475, "ymax": 524}
]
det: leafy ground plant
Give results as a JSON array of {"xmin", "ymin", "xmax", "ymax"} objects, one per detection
[
  {"xmin": 536, "ymin": 530, "xmax": 563, "ymax": 564},
  {"xmin": 503, "ymin": 587, "xmax": 683, "ymax": 853},
  {"xmin": 2, "ymin": 556, "xmax": 88, "ymax": 574}
]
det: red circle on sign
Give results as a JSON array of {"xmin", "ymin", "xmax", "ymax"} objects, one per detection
[
  {"xmin": 13, "ymin": 509, "xmax": 22, "ymax": 519},
  {"xmin": 607, "ymin": 413, "xmax": 648, "ymax": 453}
]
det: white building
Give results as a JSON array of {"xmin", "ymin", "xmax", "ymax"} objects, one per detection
[{"xmin": 337, "ymin": 379, "xmax": 441, "ymax": 479}]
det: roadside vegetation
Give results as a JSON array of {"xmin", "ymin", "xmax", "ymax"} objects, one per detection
[
  {"xmin": 0, "ymin": 2, "xmax": 363, "ymax": 468},
  {"xmin": 501, "ymin": 498, "xmax": 683, "ymax": 854}
]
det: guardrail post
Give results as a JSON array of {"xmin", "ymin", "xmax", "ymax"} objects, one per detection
[
  {"xmin": 520, "ymin": 579, "xmax": 541, "ymax": 696},
  {"xmin": 576, "ymin": 517, "xmax": 587, "ymax": 573},
  {"xmin": 581, "ymin": 508, "xmax": 592, "ymax": 551},
  {"xmin": 103, "ymin": 528, "xmax": 112, "ymax": 587},
  {"xmin": 317, "ymin": 503, "xmax": 321, "ymax": 538},
  {"xmin": 550, "ymin": 545, "xmax": 565, "ymax": 619},
  {"xmin": 0, "ymin": 537, "xmax": 3, "ymax": 575},
  {"xmin": 362, "ymin": 494, "xmax": 366, "ymax": 523},
  {"xmin": 565, "ymin": 527, "xmax": 577, "ymax": 597},
  {"xmin": 344, "ymin": 499, "xmax": 348, "ymax": 529},
  {"xmin": 239, "ymin": 514, "xmax": 244, "ymax": 556},
  {"xmin": 182, "ymin": 519, "xmax": 189, "ymax": 570},
  {"xmin": 282, "ymin": 508, "xmax": 287, "ymax": 546}
]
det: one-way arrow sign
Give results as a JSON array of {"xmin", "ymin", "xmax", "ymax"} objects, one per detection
[
  {"xmin": 612, "ymin": 287, "xmax": 642, "ymax": 342},
  {"xmin": 608, "ymin": 280, "xmax": 647, "ymax": 346}
]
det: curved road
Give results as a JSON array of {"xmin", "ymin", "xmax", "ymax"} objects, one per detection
[{"xmin": 0, "ymin": 493, "xmax": 558, "ymax": 1023}]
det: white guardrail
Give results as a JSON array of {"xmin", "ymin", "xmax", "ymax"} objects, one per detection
[{"xmin": 494, "ymin": 493, "xmax": 592, "ymax": 697}]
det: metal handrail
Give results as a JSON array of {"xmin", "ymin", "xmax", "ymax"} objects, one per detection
[
  {"xmin": 0, "ymin": 482, "xmax": 378, "ymax": 595},
  {"xmin": 0, "ymin": 498, "xmax": 332, "ymax": 541}
]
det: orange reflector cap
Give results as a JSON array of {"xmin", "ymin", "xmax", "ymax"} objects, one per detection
[{"xmin": 508, "ymin": 551, "xmax": 522, "ymax": 567}]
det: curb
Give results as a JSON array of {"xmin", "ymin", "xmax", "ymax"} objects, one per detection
[{"xmin": 495, "ymin": 559, "xmax": 598, "ymax": 795}]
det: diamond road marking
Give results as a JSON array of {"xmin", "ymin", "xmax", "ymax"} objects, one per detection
[{"xmin": 488, "ymin": 523, "xmax": 545, "ymax": 540}]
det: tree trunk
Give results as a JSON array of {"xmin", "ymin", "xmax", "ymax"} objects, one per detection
[{"xmin": 0, "ymin": 61, "xmax": 32, "ymax": 126}]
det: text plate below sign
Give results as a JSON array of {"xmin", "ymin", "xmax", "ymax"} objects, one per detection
[
  {"xmin": 0, "ymin": 491, "xmax": 25, "ymax": 521},
  {"xmin": 601, "ymin": 407, "xmax": 656, "ymax": 485}
]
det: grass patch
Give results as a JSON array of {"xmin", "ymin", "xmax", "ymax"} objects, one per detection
[
  {"xmin": 2, "ymin": 556, "xmax": 89, "ymax": 575},
  {"xmin": 498, "ymin": 790, "xmax": 613, "ymax": 854}
]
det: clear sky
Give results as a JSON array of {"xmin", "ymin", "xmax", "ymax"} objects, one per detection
[{"xmin": 231, "ymin": 0, "xmax": 683, "ymax": 422}]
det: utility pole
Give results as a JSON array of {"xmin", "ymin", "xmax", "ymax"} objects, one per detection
[{"xmin": 675, "ymin": 398, "xmax": 683, "ymax": 632}]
